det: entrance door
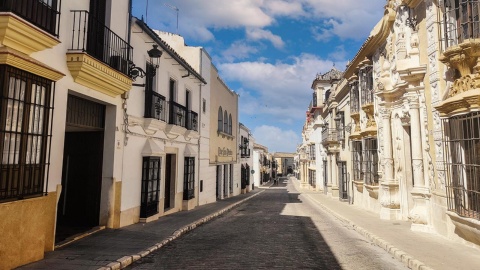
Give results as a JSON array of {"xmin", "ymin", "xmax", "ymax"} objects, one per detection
[
  {"xmin": 56, "ymin": 95, "xmax": 105, "ymax": 244},
  {"xmin": 164, "ymin": 154, "xmax": 176, "ymax": 210},
  {"xmin": 338, "ymin": 161, "xmax": 348, "ymax": 200}
]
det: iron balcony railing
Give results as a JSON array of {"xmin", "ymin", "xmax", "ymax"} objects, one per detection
[
  {"xmin": 241, "ymin": 149, "xmax": 251, "ymax": 158},
  {"xmin": 145, "ymin": 91, "xmax": 167, "ymax": 122},
  {"xmin": 442, "ymin": 0, "xmax": 480, "ymax": 50},
  {"xmin": 322, "ymin": 128, "xmax": 338, "ymax": 143},
  {"xmin": 360, "ymin": 66, "xmax": 374, "ymax": 106},
  {"xmin": 169, "ymin": 101, "xmax": 186, "ymax": 127},
  {"xmin": 0, "ymin": 0, "xmax": 60, "ymax": 37},
  {"xmin": 186, "ymin": 110, "xmax": 198, "ymax": 131},
  {"xmin": 350, "ymin": 82, "xmax": 360, "ymax": 113},
  {"xmin": 69, "ymin": 10, "xmax": 132, "ymax": 76}
]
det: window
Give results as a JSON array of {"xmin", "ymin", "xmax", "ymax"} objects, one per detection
[
  {"xmin": 144, "ymin": 62, "xmax": 166, "ymax": 121},
  {"xmin": 352, "ymin": 141, "xmax": 363, "ymax": 181},
  {"xmin": 442, "ymin": 0, "xmax": 480, "ymax": 49},
  {"xmin": 140, "ymin": 157, "xmax": 161, "ymax": 218},
  {"xmin": 218, "ymin": 107, "xmax": 223, "ymax": 132},
  {"xmin": 313, "ymin": 92, "xmax": 317, "ymax": 107},
  {"xmin": 360, "ymin": 65, "xmax": 374, "ymax": 105},
  {"xmin": 0, "ymin": 65, "xmax": 54, "ymax": 202},
  {"xmin": 363, "ymin": 138, "xmax": 379, "ymax": 185},
  {"xmin": 310, "ymin": 144, "xmax": 316, "ymax": 160},
  {"xmin": 169, "ymin": 78, "xmax": 177, "ymax": 102},
  {"xmin": 183, "ymin": 157, "xmax": 195, "ymax": 200},
  {"xmin": 336, "ymin": 112, "xmax": 345, "ymax": 141},
  {"xmin": 228, "ymin": 114, "xmax": 232, "ymax": 135},
  {"xmin": 443, "ymin": 112, "xmax": 480, "ymax": 220},
  {"xmin": 224, "ymin": 111, "xmax": 228, "ymax": 133},
  {"xmin": 350, "ymin": 81, "xmax": 360, "ymax": 113},
  {"xmin": 202, "ymin": 98, "xmax": 206, "ymax": 113}
]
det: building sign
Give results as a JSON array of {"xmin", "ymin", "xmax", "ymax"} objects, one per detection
[{"xmin": 218, "ymin": 147, "xmax": 233, "ymax": 157}]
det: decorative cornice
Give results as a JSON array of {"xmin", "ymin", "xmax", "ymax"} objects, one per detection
[
  {"xmin": 0, "ymin": 47, "xmax": 64, "ymax": 81},
  {"xmin": 66, "ymin": 52, "xmax": 133, "ymax": 97},
  {"xmin": 0, "ymin": 13, "xmax": 60, "ymax": 55},
  {"xmin": 434, "ymin": 88, "xmax": 480, "ymax": 117}
]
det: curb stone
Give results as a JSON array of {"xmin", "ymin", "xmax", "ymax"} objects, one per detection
[
  {"xmin": 99, "ymin": 190, "xmax": 264, "ymax": 270},
  {"xmin": 301, "ymin": 191, "xmax": 434, "ymax": 270}
]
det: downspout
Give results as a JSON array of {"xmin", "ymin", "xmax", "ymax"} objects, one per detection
[{"xmin": 197, "ymin": 49, "xmax": 203, "ymax": 206}]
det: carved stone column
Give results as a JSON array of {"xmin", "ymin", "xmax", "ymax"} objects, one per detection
[
  {"xmin": 408, "ymin": 97, "xmax": 431, "ymax": 231},
  {"xmin": 380, "ymin": 108, "xmax": 401, "ymax": 220}
]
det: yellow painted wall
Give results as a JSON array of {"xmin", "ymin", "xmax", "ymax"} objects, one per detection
[{"xmin": 0, "ymin": 192, "xmax": 57, "ymax": 270}]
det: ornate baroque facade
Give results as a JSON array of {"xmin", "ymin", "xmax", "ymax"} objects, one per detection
[{"xmin": 298, "ymin": 0, "xmax": 480, "ymax": 249}]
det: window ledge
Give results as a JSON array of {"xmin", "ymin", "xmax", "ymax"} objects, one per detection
[
  {"xmin": 447, "ymin": 211, "xmax": 480, "ymax": 246},
  {"xmin": 365, "ymin": 183, "xmax": 379, "ymax": 199},
  {"xmin": 217, "ymin": 130, "xmax": 234, "ymax": 140}
]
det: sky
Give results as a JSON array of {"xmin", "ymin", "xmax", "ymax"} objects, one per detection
[{"xmin": 132, "ymin": 0, "xmax": 385, "ymax": 153}]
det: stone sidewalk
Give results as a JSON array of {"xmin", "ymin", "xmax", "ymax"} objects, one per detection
[
  {"xmin": 19, "ymin": 187, "xmax": 268, "ymax": 270},
  {"xmin": 290, "ymin": 176, "xmax": 480, "ymax": 270}
]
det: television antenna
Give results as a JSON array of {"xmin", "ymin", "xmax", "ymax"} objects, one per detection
[{"xmin": 164, "ymin": 3, "xmax": 179, "ymax": 33}]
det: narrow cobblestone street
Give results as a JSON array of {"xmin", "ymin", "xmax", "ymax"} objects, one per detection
[{"xmin": 128, "ymin": 178, "xmax": 407, "ymax": 270}]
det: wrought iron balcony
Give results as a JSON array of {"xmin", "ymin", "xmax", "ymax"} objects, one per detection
[
  {"xmin": 186, "ymin": 110, "xmax": 198, "ymax": 131},
  {"xmin": 0, "ymin": 0, "xmax": 60, "ymax": 36},
  {"xmin": 169, "ymin": 101, "xmax": 186, "ymax": 127},
  {"xmin": 322, "ymin": 128, "xmax": 338, "ymax": 144},
  {"xmin": 69, "ymin": 10, "xmax": 132, "ymax": 76},
  {"xmin": 145, "ymin": 91, "xmax": 167, "ymax": 122}
]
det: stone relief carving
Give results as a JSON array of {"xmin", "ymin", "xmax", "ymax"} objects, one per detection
[{"xmin": 426, "ymin": 0, "xmax": 444, "ymax": 191}]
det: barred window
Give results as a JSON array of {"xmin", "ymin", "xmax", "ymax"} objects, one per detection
[
  {"xmin": 352, "ymin": 141, "xmax": 363, "ymax": 181},
  {"xmin": 364, "ymin": 138, "xmax": 379, "ymax": 185},
  {"xmin": 141, "ymin": 157, "xmax": 161, "ymax": 218},
  {"xmin": 183, "ymin": 157, "xmax": 195, "ymax": 200},
  {"xmin": 443, "ymin": 112, "xmax": 480, "ymax": 220},
  {"xmin": 360, "ymin": 66, "xmax": 374, "ymax": 105},
  {"xmin": 350, "ymin": 81, "xmax": 360, "ymax": 113},
  {"xmin": 0, "ymin": 65, "xmax": 54, "ymax": 202},
  {"xmin": 442, "ymin": 0, "xmax": 480, "ymax": 50},
  {"xmin": 310, "ymin": 144, "xmax": 316, "ymax": 160}
]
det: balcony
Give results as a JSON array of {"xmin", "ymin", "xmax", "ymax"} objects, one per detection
[
  {"xmin": 145, "ymin": 91, "xmax": 167, "ymax": 122},
  {"xmin": 66, "ymin": 10, "xmax": 133, "ymax": 97},
  {"xmin": 0, "ymin": 0, "xmax": 60, "ymax": 54},
  {"xmin": 169, "ymin": 101, "xmax": 186, "ymax": 127},
  {"xmin": 186, "ymin": 110, "xmax": 198, "ymax": 131}
]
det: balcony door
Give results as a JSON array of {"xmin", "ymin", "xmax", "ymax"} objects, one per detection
[{"xmin": 87, "ymin": 0, "xmax": 107, "ymax": 61}]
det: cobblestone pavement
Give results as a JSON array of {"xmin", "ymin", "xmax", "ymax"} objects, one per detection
[{"xmin": 128, "ymin": 178, "xmax": 407, "ymax": 270}]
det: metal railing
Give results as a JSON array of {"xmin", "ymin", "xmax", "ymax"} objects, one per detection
[
  {"xmin": 186, "ymin": 110, "xmax": 198, "ymax": 131},
  {"xmin": 350, "ymin": 82, "xmax": 360, "ymax": 113},
  {"xmin": 145, "ymin": 91, "xmax": 167, "ymax": 122},
  {"xmin": 0, "ymin": 0, "xmax": 60, "ymax": 36},
  {"xmin": 360, "ymin": 66, "xmax": 374, "ymax": 105},
  {"xmin": 322, "ymin": 128, "xmax": 338, "ymax": 143},
  {"xmin": 441, "ymin": 0, "xmax": 480, "ymax": 51},
  {"xmin": 169, "ymin": 101, "xmax": 186, "ymax": 127},
  {"xmin": 69, "ymin": 10, "xmax": 132, "ymax": 76}
]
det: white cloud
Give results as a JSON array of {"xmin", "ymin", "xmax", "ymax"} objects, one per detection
[
  {"xmin": 135, "ymin": 0, "xmax": 384, "ymax": 43},
  {"xmin": 253, "ymin": 125, "xmax": 300, "ymax": 153},
  {"xmin": 220, "ymin": 54, "xmax": 339, "ymax": 129},
  {"xmin": 221, "ymin": 41, "xmax": 260, "ymax": 62},
  {"xmin": 246, "ymin": 28, "xmax": 285, "ymax": 49},
  {"xmin": 305, "ymin": 0, "xmax": 385, "ymax": 40}
]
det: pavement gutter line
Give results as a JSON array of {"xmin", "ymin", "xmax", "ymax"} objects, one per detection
[
  {"xmin": 99, "ymin": 190, "xmax": 265, "ymax": 270},
  {"xmin": 299, "ymin": 189, "xmax": 434, "ymax": 270}
]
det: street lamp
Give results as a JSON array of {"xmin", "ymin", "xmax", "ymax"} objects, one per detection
[{"xmin": 129, "ymin": 44, "xmax": 163, "ymax": 81}]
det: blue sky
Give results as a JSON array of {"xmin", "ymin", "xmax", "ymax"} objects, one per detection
[{"xmin": 132, "ymin": 0, "xmax": 385, "ymax": 153}]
